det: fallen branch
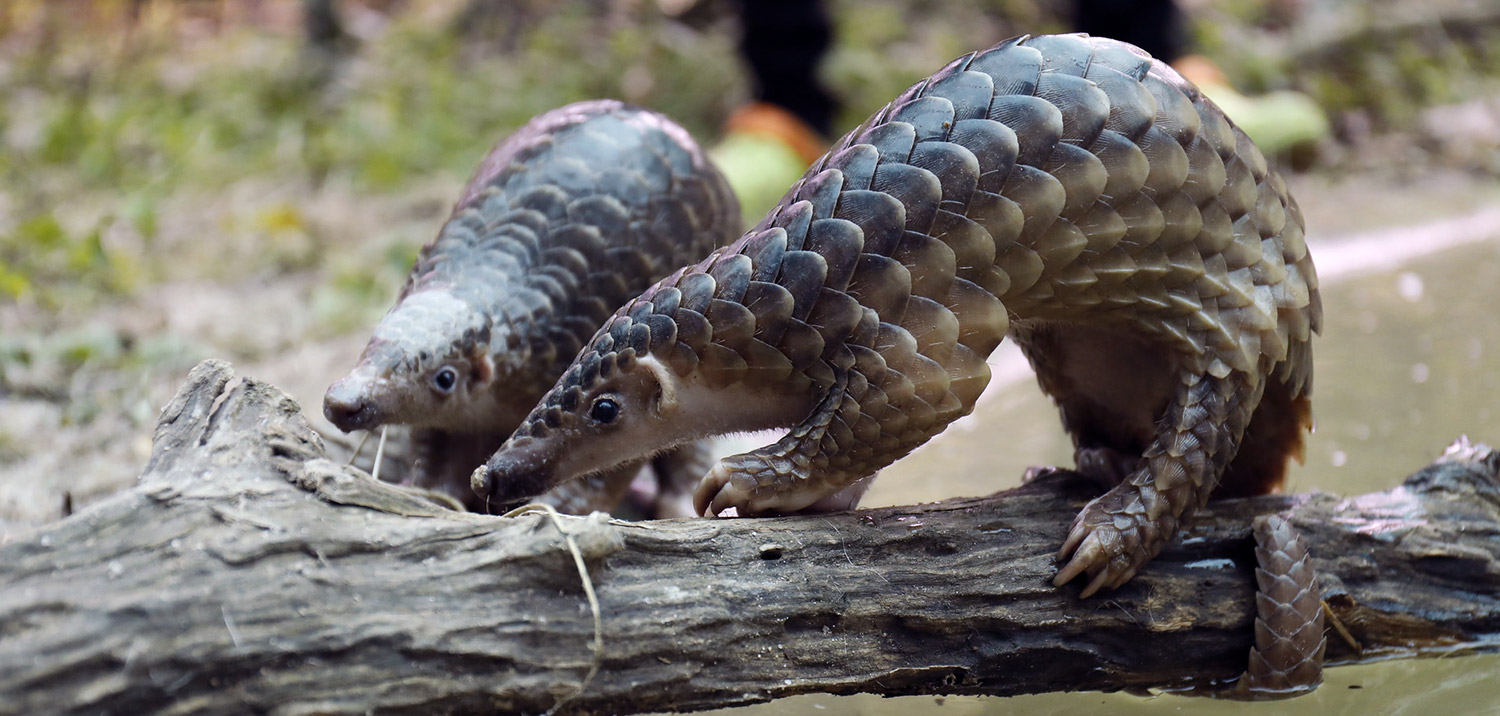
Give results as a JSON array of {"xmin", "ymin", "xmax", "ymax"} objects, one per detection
[{"xmin": 2, "ymin": 360, "xmax": 1498, "ymax": 715}]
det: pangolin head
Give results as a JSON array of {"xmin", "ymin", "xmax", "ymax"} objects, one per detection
[
  {"xmin": 323, "ymin": 287, "xmax": 500, "ymax": 433},
  {"xmin": 472, "ymin": 294, "xmax": 688, "ymax": 508}
]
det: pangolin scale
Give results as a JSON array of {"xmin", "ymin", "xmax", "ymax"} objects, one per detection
[
  {"xmin": 324, "ymin": 100, "xmax": 740, "ymax": 512},
  {"xmin": 475, "ymin": 34, "xmax": 1323, "ymax": 599}
]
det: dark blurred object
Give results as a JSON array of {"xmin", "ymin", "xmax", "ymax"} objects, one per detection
[
  {"xmin": 1072, "ymin": 0, "xmax": 1182, "ymax": 63},
  {"xmin": 712, "ymin": 0, "xmax": 839, "ymax": 220},
  {"xmin": 733, "ymin": 0, "xmax": 836, "ymax": 138},
  {"xmin": 452, "ymin": 0, "xmax": 543, "ymax": 51},
  {"xmin": 303, "ymin": 0, "xmax": 354, "ymax": 54}
]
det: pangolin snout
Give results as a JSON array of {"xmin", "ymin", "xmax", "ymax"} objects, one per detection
[
  {"xmin": 472, "ymin": 444, "xmax": 553, "ymax": 509},
  {"xmin": 470, "ymin": 464, "xmax": 493, "ymax": 497},
  {"xmin": 469, "ymin": 465, "xmax": 527, "ymax": 512},
  {"xmin": 323, "ymin": 378, "xmax": 378, "ymax": 432}
]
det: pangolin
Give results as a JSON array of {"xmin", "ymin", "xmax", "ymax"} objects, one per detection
[
  {"xmin": 477, "ymin": 33, "xmax": 1322, "ymax": 621},
  {"xmin": 323, "ymin": 100, "xmax": 740, "ymax": 512}
]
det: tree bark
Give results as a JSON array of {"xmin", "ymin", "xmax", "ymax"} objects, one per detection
[{"xmin": 2, "ymin": 360, "xmax": 1498, "ymax": 715}]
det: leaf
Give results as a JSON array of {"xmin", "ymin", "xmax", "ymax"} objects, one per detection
[{"xmin": 0, "ymin": 260, "xmax": 29, "ymax": 298}]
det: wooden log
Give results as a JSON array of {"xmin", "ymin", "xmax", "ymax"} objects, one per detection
[{"xmin": 2, "ymin": 360, "xmax": 1498, "ymax": 715}]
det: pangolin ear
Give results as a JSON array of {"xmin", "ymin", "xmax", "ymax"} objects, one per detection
[
  {"xmin": 469, "ymin": 343, "xmax": 494, "ymax": 385},
  {"xmin": 639, "ymin": 355, "xmax": 679, "ymax": 419}
]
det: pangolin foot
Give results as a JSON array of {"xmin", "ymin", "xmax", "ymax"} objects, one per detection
[
  {"xmin": 1052, "ymin": 492, "xmax": 1157, "ymax": 598},
  {"xmin": 1020, "ymin": 465, "xmax": 1066, "ymax": 484},
  {"xmin": 693, "ymin": 461, "xmax": 752, "ymax": 517},
  {"xmin": 693, "ymin": 452, "xmax": 828, "ymax": 517},
  {"xmin": 693, "ymin": 447, "xmax": 840, "ymax": 513},
  {"xmin": 1024, "ymin": 446, "xmax": 1141, "ymax": 490},
  {"xmin": 1073, "ymin": 446, "xmax": 1142, "ymax": 489}
]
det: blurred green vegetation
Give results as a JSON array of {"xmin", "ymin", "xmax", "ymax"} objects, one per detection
[
  {"xmin": 0, "ymin": 211, "xmax": 140, "ymax": 305},
  {"xmin": 2, "ymin": 6, "xmax": 740, "ymax": 196},
  {"xmin": 0, "ymin": 0, "xmax": 749, "ymax": 319},
  {"xmin": 0, "ymin": 0, "xmax": 1039, "ymax": 325},
  {"xmin": 0, "ymin": 0, "xmax": 1496, "ymax": 331},
  {"xmin": 1199, "ymin": 5, "xmax": 1500, "ymax": 131}
]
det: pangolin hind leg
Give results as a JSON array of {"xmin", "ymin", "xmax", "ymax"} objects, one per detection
[
  {"xmin": 1014, "ymin": 322, "xmax": 1175, "ymax": 491},
  {"xmin": 1216, "ymin": 375, "xmax": 1312, "ymax": 499},
  {"xmin": 1055, "ymin": 368, "xmax": 1265, "ymax": 597}
]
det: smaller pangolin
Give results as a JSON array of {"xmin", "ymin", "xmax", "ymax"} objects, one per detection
[
  {"xmin": 474, "ymin": 33, "xmax": 1326, "ymax": 691},
  {"xmin": 323, "ymin": 100, "xmax": 740, "ymax": 512}
]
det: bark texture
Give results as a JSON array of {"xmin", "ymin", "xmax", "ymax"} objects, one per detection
[{"xmin": 2, "ymin": 360, "xmax": 1498, "ymax": 715}]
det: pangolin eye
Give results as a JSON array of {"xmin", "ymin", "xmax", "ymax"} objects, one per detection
[
  {"xmin": 588, "ymin": 396, "xmax": 620, "ymax": 424},
  {"xmin": 432, "ymin": 366, "xmax": 459, "ymax": 394}
]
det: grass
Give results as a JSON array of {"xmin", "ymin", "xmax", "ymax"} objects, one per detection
[
  {"xmin": 0, "ymin": 0, "xmax": 1025, "ymax": 326},
  {"xmin": 0, "ymin": 0, "xmax": 1495, "ymax": 334},
  {"xmin": 0, "ymin": 1, "xmax": 749, "ymax": 322}
]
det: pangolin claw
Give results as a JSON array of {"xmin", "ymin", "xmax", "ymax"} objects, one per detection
[
  {"xmin": 693, "ymin": 462, "xmax": 745, "ymax": 517},
  {"xmin": 694, "ymin": 454, "xmax": 825, "ymax": 517},
  {"xmin": 1021, "ymin": 465, "xmax": 1064, "ymax": 485},
  {"xmin": 1053, "ymin": 501, "xmax": 1145, "ymax": 598}
]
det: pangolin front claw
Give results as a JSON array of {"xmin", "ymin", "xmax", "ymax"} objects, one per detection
[
  {"xmin": 693, "ymin": 461, "xmax": 750, "ymax": 517},
  {"xmin": 693, "ymin": 450, "xmax": 832, "ymax": 517}
]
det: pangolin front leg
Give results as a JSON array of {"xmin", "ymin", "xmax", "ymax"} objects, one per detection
[
  {"xmin": 695, "ymin": 263, "xmax": 999, "ymax": 516},
  {"xmin": 645, "ymin": 440, "xmax": 717, "ymax": 518},
  {"xmin": 694, "ymin": 348, "xmax": 857, "ymax": 516}
]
